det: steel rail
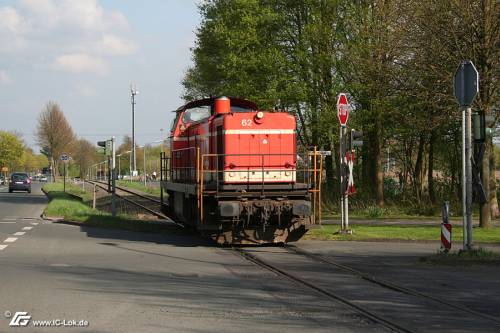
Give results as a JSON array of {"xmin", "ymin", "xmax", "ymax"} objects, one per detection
[
  {"xmin": 286, "ymin": 245, "xmax": 500, "ymax": 325},
  {"xmin": 233, "ymin": 248, "xmax": 416, "ymax": 333},
  {"xmin": 86, "ymin": 180, "xmax": 174, "ymax": 223},
  {"xmin": 93, "ymin": 180, "xmax": 162, "ymax": 204}
]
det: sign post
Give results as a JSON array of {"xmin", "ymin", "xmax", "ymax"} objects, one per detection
[
  {"xmin": 60, "ymin": 154, "xmax": 70, "ymax": 192},
  {"xmin": 453, "ymin": 60, "xmax": 479, "ymax": 251},
  {"xmin": 337, "ymin": 93, "xmax": 352, "ymax": 234},
  {"xmin": 111, "ymin": 137, "xmax": 117, "ymax": 217}
]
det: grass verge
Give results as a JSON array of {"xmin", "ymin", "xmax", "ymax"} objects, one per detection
[
  {"xmin": 42, "ymin": 183, "xmax": 182, "ymax": 234},
  {"xmin": 304, "ymin": 225, "xmax": 500, "ymax": 243},
  {"xmin": 420, "ymin": 248, "xmax": 500, "ymax": 265},
  {"xmin": 116, "ymin": 180, "xmax": 161, "ymax": 197}
]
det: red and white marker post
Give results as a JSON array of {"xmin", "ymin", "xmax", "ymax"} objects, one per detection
[
  {"xmin": 337, "ymin": 93, "xmax": 352, "ymax": 234},
  {"xmin": 441, "ymin": 202, "xmax": 452, "ymax": 252}
]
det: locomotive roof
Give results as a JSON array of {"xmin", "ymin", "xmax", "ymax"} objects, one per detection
[{"xmin": 176, "ymin": 97, "xmax": 258, "ymax": 113}]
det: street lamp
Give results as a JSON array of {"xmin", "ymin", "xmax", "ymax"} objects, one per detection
[
  {"xmin": 130, "ymin": 84, "xmax": 139, "ymax": 177},
  {"xmin": 139, "ymin": 140, "xmax": 163, "ymax": 187},
  {"xmin": 116, "ymin": 150, "xmax": 132, "ymax": 180},
  {"xmin": 160, "ymin": 128, "xmax": 164, "ymax": 152}
]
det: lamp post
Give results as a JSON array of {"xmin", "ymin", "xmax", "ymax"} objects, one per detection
[
  {"xmin": 139, "ymin": 140, "xmax": 163, "ymax": 187},
  {"xmin": 131, "ymin": 84, "xmax": 139, "ymax": 177},
  {"xmin": 117, "ymin": 150, "xmax": 131, "ymax": 181},
  {"xmin": 160, "ymin": 128, "xmax": 164, "ymax": 152}
]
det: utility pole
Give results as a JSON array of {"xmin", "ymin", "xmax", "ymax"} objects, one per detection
[
  {"xmin": 144, "ymin": 145, "xmax": 147, "ymax": 187},
  {"xmin": 131, "ymin": 84, "xmax": 139, "ymax": 177},
  {"xmin": 160, "ymin": 128, "xmax": 164, "ymax": 152},
  {"xmin": 111, "ymin": 137, "xmax": 116, "ymax": 217}
]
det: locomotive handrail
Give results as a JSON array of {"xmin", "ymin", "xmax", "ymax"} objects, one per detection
[
  {"xmin": 198, "ymin": 149, "xmax": 323, "ymax": 225},
  {"xmin": 163, "ymin": 148, "xmax": 323, "ymax": 225},
  {"xmin": 170, "ymin": 146, "xmax": 198, "ymax": 184}
]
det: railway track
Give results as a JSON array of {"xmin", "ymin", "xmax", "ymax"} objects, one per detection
[
  {"xmin": 233, "ymin": 245, "xmax": 500, "ymax": 333},
  {"xmin": 86, "ymin": 180, "xmax": 171, "ymax": 221},
  {"xmin": 285, "ymin": 245, "xmax": 500, "ymax": 325},
  {"xmin": 233, "ymin": 247, "xmax": 416, "ymax": 333},
  {"xmin": 78, "ymin": 181, "xmax": 500, "ymax": 331}
]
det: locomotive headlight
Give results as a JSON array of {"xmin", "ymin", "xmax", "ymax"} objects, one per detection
[{"xmin": 256, "ymin": 111, "xmax": 264, "ymax": 119}]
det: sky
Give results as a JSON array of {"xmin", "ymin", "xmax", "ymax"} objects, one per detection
[{"xmin": 0, "ymin": 0, "xmax": 201, "ymax": 150}]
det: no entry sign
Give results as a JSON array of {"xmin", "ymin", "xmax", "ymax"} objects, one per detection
[{"xmin": 337, "ymin": 93, "xmax": 349, "ymax": 126}]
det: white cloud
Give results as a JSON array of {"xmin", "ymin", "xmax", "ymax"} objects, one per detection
[
  {"xmin": 0, "ymin": 70, "xmax": 12, "ymax": 85},
  {"xmin": 54, "ymin": 53, "xmax": 108, "ymax": 75},
  {"xmin": 20, "ymin": 0, "xmax": 129, "ymax": 32},
  {"xmin": 0, "ymin": 6, "xmax": 29, "ymax": 51},
  {"xmin": 74, "ymin": 84, "xmax": 97, "ymax": 97},
  {"xmin": 0, "ymin": 6, "xmax": 27, "ymax": 33},
  {"xmin": 98, "ymin": 34, "xmax": 137, "ymax": 56}
]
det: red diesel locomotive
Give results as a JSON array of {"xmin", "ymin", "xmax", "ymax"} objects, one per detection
[{"xmin": 160, "ymin": 96, "xmax": 322, "ymax": 244}]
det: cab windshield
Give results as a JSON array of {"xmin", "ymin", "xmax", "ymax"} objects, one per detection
[{"xmin": 182, "ymin": 105, "xmax": 211, "ymax": 124}]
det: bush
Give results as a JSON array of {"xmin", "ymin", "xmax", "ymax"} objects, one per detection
[{"xmin": 364, "ymin": 205, "xmax": 386, "ymax": 218}]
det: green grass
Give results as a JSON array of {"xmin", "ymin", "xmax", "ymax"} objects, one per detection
[
  {"xmin": 420, "ymin": 248, "xmax": 500, "ymax": 265},
  {"xmin": 43, "ymin": 181, "xmax": 93, "ymax": 202},
  {"xmin": 43, "ymin": 184, "xmax": 106, "ymax": 222},
  {"xmin": 42, "ymin": 183, "xmax": 182, "ymax": 234},
  {"xmin": 116, "ymin": 180, "xmax": 161, "ymax": 197},
  {"xmin": 305, "ymin": 225, "xmax": 500, "ymax": 243}
]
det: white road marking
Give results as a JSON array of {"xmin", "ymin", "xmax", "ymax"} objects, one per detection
[
  {"xmin": 50, "ymin": 263, "xmax": 71, "ymax": 267},
  {"xmin": 31, "ymin": 222, "xmax": 39, "ymax": 226},
  {"xmin": 0, "ymin": 222, "xmax": 16, "ymax": 224},
  {"xmin": 4, "ymin": 237, "xmax": 17, "ymax": 243},
  {"xmin": 14, "ymin": 232, "xmax": 26, "ymax": 236},
  {"xmin": 22, "ymin": 227, "xmax": 33, "ymax": 231},
  {"xmin": 0, "ymin": 245, "xmax": 8, "ymax": 250}
]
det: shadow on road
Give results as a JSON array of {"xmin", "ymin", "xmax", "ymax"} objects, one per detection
[{"xmin": 76, "ymin": 223, "xmax": 213, "ymax": 248}]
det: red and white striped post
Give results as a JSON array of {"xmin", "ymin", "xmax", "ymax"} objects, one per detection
[{"xmin": 441, "ymin": 202, "xmax": 452, "ymax": 253}]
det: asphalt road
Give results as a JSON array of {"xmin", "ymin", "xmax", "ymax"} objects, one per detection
[
  {"xmin": 0, "ymin": 183, "xmax": 388, "ymax": 333},
  {"xmin": 1, "ymin": 183, "xmax": 498, "ymax": 332}
]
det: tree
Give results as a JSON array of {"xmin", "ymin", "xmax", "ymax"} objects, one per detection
[
  {"xmin": 22, "ymin": 147, "xmax": 49, "ymax": 173},
  {"xmin": 73, "ymin": 138, "xmax": 99, "ymax": 178},
  {"xmin": 183, "ymin": 0, "xmax": 499, "ymax": 215},
  {"xmin": 36, "ymin": 102, "xmax": 75, "ymax": 181},
  {"xmin": 409, "ymin": 0, "xmax": 499, "ymax": 226},
  {"xmin": 0, "ymin": 131, "xmax": 25, "ymax": 172}
]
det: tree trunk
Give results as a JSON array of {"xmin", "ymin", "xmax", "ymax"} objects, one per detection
[
  {"xmin": 489, "ymin": 140, "xmax": 499, "ymax": 218},
  {"xmin": 413, "ymin": 134, "xmax": 425, "ymax": 202},
  {"xmin": 51, "ymin": 158, "xmax": 57, "ymax": 182},
  {"xmin": 479, "ymin": 139, "xmax": 491, "ymax": 228},
  {"xmin": 374, "ymin": 122, "xmax": 384, "ymax": 206},
  {"xmin": 326, "ymin": 141, "xmax": 336, "ymax": 190},
  {"xmin": 428, "ymin": 133, "xmax": 435, "ymax": 204}
]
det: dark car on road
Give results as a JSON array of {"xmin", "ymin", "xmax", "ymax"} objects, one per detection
[{"xmin": 9, "ymin": 173, "xmax": 32, "ymax": 193}]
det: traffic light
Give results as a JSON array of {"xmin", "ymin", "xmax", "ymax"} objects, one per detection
[
  {"xmin": 97, "ymin": 140, "xmax": 111, "ymax": 156},
  {"xmin": 97, "ymin": 141, "xmax": 107, "ymax": 155},
  {"xmin": 350, "ymin": 129, "xmax": 363, "ymax": 150},
  {"xmin": 473, "ymin": 113, "xmax": 496, "ymax": 143}
]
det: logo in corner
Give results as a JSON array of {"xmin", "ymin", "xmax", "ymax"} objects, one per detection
[{"xmin": 9, "ymin": 312, "xmax": 31, "ymax": 327}]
